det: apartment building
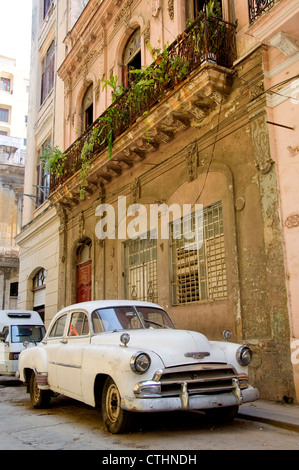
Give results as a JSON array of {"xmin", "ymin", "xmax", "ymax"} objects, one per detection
[
  {"xmin": 0, "ymin": 55, "xmax": 29, "ymax": 309},
  {"xmin": 16, "ymin": 0, "xmax": 299, "ymax": 401}
]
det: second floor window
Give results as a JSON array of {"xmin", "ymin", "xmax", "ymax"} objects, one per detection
[
  {"xmin": 0, "ymin": 77, "xmax": 11, "ymax": 92},
  {"xmin": 41, "ymin": 41, "xmax": 55, "ymax": 105},
  {"xmin": 122, "ymin": 29, "xmax": 141, "ymax": 88},
  {"xmin": 0, "ymin": 108, "xmax": 9, "ymax": 123}
]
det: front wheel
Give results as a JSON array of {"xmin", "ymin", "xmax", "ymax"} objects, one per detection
[
  {"xmin": 29, "ymin": 372, "xmax": 51, "ymax": 409},
  {"xmin": 101, "ymin": 377, "xmax": 134, "ymax": 434}
]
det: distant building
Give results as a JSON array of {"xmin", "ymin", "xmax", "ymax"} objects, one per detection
[
  {"xmin": 16, "ymin": 0, "xmax": 299, "ymax": 402},
  {"xmin": 0, "ymin": 55, "xmax": 29, "ymax": 309}
]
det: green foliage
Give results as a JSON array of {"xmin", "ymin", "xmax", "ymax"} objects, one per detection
[{"xmin": 40, "ymin": 145, "xmax": 66, "ymax": 177}]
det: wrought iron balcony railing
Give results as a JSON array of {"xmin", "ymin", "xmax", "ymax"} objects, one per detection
[
  {"xmin": 248, "ymin": 0, "xmax": 277, "ymax": 23},
  {"xmin": 50, "ymin": 13, "xmax": 236, "ymax": 194}
]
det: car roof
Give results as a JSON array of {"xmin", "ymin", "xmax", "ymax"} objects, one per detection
[{"xmin": 57, "ymin": 300, "xmax": 163, "ymax": 315}]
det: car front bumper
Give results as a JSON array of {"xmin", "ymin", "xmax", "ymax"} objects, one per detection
[{"xmin": 121, "ymin": 385, "xmax": 260, "ymax": 413}]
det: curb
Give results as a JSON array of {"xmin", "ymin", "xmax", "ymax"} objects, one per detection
[{"xmin": 237, "ymin": 410, "xmax": 299, "ymax": 433}]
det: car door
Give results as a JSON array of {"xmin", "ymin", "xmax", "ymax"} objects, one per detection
[
  {"xmin": 56, "ymin": 310, "xmax": 90, "ymax": 399},
  {"xmin": 44, "ymin": 313, "xmax": 69, "ymax": 390}
]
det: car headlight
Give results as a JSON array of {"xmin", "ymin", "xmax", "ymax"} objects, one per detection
[
  {"xmin": 130, "ymin": 352, "xmax": 151, "ymax": 374},
  {"xmin": 236, "ymin": 346, "xmax": 252, "ymax": 366}
]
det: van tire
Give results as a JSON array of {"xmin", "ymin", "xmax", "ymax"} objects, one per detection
[{"xmin": 29, "ymin": 371, "xmax": 51, "ymax": 409}]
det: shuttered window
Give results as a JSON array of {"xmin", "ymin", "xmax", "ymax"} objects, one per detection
[
  {"xmin": 41, "ymin": 41, "xmax": 55, "ymax": 105},
  {"xmin": 171, "ymin": 201, "xmax": 227, "ymax": 304}
]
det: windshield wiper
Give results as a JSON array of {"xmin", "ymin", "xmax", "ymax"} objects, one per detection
[{"xmin": 144, "ymin": 320, "xmax": 169, "ymax": 329}]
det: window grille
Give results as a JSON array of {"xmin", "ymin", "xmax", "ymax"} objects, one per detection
[
  {"xmin": 248, "ymin": 0, "xmax": 276, "ymax": 23},
  {"xmin": 123, "ymin": 236, "xmax": 157, "ymax": 303},
  {"xmin": 171, "ymin": 201, "xmax": 227, "ymax": 304}
]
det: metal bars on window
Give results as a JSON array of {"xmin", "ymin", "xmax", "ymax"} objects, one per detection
[
  {"xmin": 123, "ymin": 237, "xmax": 158, "ymax": 303},
  {"xmin": 248, "ymin": 0, "xmax": 277, "ymax": 23},
  {"xmin": 171, "ymin": 202, "xmax": 227, "ymax": 305}
]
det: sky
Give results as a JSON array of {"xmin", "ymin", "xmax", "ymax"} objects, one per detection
[{"xmin": 0, "ymin": 0, "xmax": 32, "ymax": 72}]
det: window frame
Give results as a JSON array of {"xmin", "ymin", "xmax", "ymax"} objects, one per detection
[
  {"xmin": 40, "ymin": 41, "xmax": 55, "ymax": 105},
  {"xmin": 170, "ymin": 201, "xmax": 227, "ymax": 305},
  {"xmin": 0, "ymin": 107, "xmax": 9, "ymax": 123},
  {"xmin": 123, "ymin": 235, "xmax": 158, "ymax": 303},
  {"xmin": 0, "ymin": 77, "xmax": 11, "ymax": 92}
]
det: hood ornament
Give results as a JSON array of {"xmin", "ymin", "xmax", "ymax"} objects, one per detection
[{"xmin": 185, "ymin": 352, "xmax": 210, "ymax": 360}]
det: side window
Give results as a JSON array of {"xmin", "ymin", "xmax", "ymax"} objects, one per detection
[
  {"xmin": 68, "ymin": 312, "xmax": 89, "ymax": 337},
  {"xmin": 48, "ymin": 314, "xmax": 67, "ymax": 338}
]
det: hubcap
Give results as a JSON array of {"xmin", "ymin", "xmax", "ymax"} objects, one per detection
[
  {"xmin": 106, "ymin": 383, "xmax": 120, "ymax": 423},
  {"xmin": 33, "ymin": 377, "xmax": 40, "ymax": 403}
]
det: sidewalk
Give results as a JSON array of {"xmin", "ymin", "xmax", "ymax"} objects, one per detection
[{"xmin": 238, "ymin": 400, "xmax": 299, "ymax": 433}]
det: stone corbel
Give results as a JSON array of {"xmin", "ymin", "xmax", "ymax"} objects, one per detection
[{"xmin": 269, "ymin": 32, "xmax": 299, "ymax": 57}]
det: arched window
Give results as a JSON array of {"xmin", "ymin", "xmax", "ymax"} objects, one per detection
[
  {"xmin": 122, "ymin": 29, "xmax": 141, "ymax": 88},
  {"xmin": 32, "ymin": 268, "xmax": 46, "ymax": 321},
  {"xmin": 82, "ymin": 83, "xmax": 93, "ymax": 132},
  {"xmin": 76, "ymin": 239, "xmax": 92, "ymax": 302}
]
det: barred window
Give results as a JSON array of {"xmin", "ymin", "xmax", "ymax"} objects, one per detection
[
  {"xmin": 123, "ymin": 236, "xmax": 157, "ymax": 303},
  {"xmin": 171, "ymin": 201, "xmax": 227, "ymax": 304}
]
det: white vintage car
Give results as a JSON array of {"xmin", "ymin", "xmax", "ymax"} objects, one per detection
[{"xmin": 17, "ymin": 300, "xmax": 259, "ymax": 433}]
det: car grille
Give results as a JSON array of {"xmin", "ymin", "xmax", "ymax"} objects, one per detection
[{"xmin": 155, "ymin": 364, "xmax": 242, "ymax": 397}]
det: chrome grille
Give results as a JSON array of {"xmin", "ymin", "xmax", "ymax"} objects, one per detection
[{"xmin": 159, "ymin": 364, "xmax": 239, "ymax": 397}]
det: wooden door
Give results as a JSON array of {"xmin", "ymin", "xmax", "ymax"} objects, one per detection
[{"xmin": 76, "ymin": 260, "xmax": 92, "ymax": 303}]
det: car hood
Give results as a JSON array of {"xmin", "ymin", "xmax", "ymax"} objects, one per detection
[{"xmin": 93, "ymin": 329, "xmax": 227, "ymax": 367}]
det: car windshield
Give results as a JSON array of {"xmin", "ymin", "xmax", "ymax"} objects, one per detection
[
  {"xmin": 11, "ymin": 325, "xmax": 46, "ymax": 343},
  {"xmin": 92, "ymin": 306, "xmax": 175, "ymax": 333}
]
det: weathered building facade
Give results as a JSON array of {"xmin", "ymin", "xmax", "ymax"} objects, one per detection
[
  {"xmin": 0, "ymin": 55, "xmax": 28, "ymax": 309},
  {"xmin": 16, "ymin": 0, "xmax": 299, "ymax": 402}
]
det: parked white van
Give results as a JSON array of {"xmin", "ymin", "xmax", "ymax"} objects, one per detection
[{"xmin": 0, "ymin": 310, "xmax": 46, "ymax": 376}]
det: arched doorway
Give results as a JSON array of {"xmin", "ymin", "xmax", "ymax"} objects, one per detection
[
  {"xmin": 76, "ymin": 239, "xmax": 92, "ymax": 303},
  {"xmin": 122, "ymin": 28, "xmax": 141, "ymax": 88}
]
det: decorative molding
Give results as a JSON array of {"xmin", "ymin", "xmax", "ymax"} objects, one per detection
[
  {"xmin": 285, "ymin": 213, "xmax": 299, "ymax": 229},
  {"xmin": 151, "ymin": 0, "xmax": 161, "ymax": 17},
  {"xmin": 186, "ymin": 141, "xmax": 198, "ymax": 182},
  {"xmin": 269, "ymin": 32, "xmax": 299, "ymax": 57},
  {"xmin": 168, "ymin": 0, "xmax": 174, "ymax": 20},
  {"xmin": 250, "ymin": 113, "xmax": 274, "ymax": 174},
  {"xmin": 131, "ymin": 178, "xmax": 140, "ymax": 203}
]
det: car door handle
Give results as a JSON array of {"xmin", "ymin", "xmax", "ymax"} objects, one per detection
[{"xmin": 60, "ymin": 339, "xmax": 68, "ymax": 344}]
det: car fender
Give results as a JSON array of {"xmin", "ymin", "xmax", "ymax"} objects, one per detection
[
  {"xmin": 18, "ymin": 344, "xmax": 48, "ymax": 382},
  {"xmin": 210, "ymin": 341, "xmax": 250, "ymax": 373},
  {"xmin": 80, "ymin": 343, "xmax": 164, "ymax": 406}
]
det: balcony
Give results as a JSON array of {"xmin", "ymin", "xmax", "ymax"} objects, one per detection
[{"xmin": 49, "ymin": 14, "xmax": 236, "ymax": 203}]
